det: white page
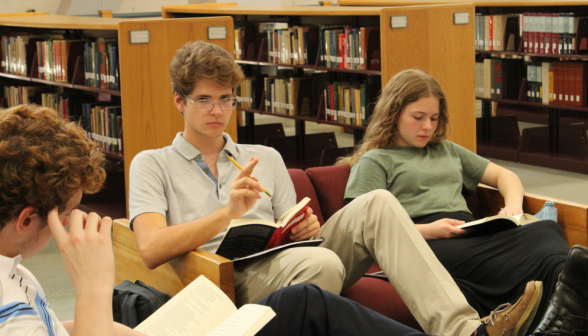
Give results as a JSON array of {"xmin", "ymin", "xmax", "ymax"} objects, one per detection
[
  {"xmin": 207, "ymin": 304, "xmax": 276, "ymax": 336},
  {"xmin": 135, "ymin": 276, "xmax": 237, "ymax": 336}
]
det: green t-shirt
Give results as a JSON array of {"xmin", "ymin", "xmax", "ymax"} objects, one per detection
[{"xmin": 345, "ymin": 141, "xmax": 489, "ymax": 219}]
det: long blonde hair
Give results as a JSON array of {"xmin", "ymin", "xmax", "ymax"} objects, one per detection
[{"xmin": 337, "ymin": 69, "xmax": 450, "ymax": 167}]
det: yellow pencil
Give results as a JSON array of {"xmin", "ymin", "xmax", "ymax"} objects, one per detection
[{"xmin": 225, "ymin": 153, "xmax": 272, "ymax": 197}]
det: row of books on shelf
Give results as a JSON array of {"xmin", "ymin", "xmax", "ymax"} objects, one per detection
[
  {"xmin": 233, "ymin": 22, "xmax": 381, "ymax": 71},
  {"xmin": 235, "ymin": 70, "xmax": 381, "ymax": 125},
  {"xmin": 475, "ymin": 13, "xmax": 587, "ymax": 55},
  {"xmin": 82, "ymin": 103, "xmax": 123, "ymax": 153},
  {"xmin": 0, "ymin": 35, "xmax": 119, "ymax": 90},
  {"xmin": 475, "ymin": 59, "xmax": 588, "ymax": 107},
  {"xmin": 264, "ymin": 76, "xmax": 312, "ymax": 116},
  {"xmin": 322, "ymin": 76, "xmax": 381, "ymax": 126},
  {"xmin": 319, "ymin": 26, "xmax": 380, "ymax": 70},
  {"xmin": 84, "ymin": 40, "xmax": 119, "ymax": 90}
]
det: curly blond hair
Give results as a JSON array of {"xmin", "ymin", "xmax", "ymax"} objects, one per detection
[
  {"xmin": 337, "ymin": 69, "xmax": 450, "ymax": 166},
  {"xmin": 169, "ymin": 40, "xmax": 245, "ymax": 100},
  {"xmin": 0, "ymin": 104, "xmax": 106, "ymax": 229}
]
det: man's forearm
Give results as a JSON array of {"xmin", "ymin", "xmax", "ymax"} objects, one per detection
[{"xmin": 135, "ymin": 206, "xmax": 234, "ymax": 269}]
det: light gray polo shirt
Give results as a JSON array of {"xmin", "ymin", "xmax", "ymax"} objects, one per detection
[{"xmin": 129, "ymin": 132, "xmax": 297, "ymax": 253}]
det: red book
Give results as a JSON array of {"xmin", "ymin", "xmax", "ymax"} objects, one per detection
[
  {"xmin": 552, "ymin": 62, "xmax": 560, "ymax": 105},
  {"xmin": 523, "ymin": 13, "xmax": 530, "ymax": 53},
  {"xmin": 215, "ymin": 197, "xmax": 315, "ymax": 260},
  {"xmin": 576, "ymin": 62, "xmax": 588, "ymax": 107},
  {"xmin": 575, "ymin": 63, "xmax": 582, "ymax": 107},
  {"xmin": 534, "ymin": 14, "xmax": 541, "ymax": 54},
  {"xmin": 539, "ymin": 14, "xmax": 546, "ymax": 54},
  {"xmin": 551, "ymin": 13, "xmax": 559, "ymax": 55},
  {"xmin": 528, "ymin": 14, "xmax": 536, "ymax": 53},
  {"xmin": 564, "ymin": 62, "xmax": 571, "ymax": 106},
  {"xmin": 489, "ymin": 15, "xmax": 494, "ymax": 51}
]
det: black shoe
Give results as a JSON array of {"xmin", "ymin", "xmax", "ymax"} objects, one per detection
[{"xmin": 532, "ymin": 245, "xmax": 588, "ymax": 336}]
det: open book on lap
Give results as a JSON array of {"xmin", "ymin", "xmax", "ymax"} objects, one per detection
[
  {"xmin": 216, "ymin": 197, "xmax": 315, "ymax": 260},
  {"xmin": 457, "ymin": 213, "xmax": 540, "ymax": 237},
  {"xmin": 135, "ymin": 275, "xmax": 276, "ymax": 336}
]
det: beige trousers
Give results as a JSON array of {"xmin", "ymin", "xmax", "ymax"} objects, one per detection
[{"xmin": 234, "ymin": 190, "xmax": 481, "ymax": 336}]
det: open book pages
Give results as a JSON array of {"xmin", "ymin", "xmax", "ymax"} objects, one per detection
[
  {"xmin": 457, "ymin": 213, "xmax": 540, "ymax": 229},
  {"xmin": 135, "ymin": 275, "xmax": 275, "ymax": 336}
]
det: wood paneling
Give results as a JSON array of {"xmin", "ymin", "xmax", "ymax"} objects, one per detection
[
  {"xmin": 380, "ymin": 4, "xmax": 476, "ymax": 152},
  {"xmin": 162, "ymin": 4, "xmax": 384, "ymax": 17},
  {"xmin": 475, "ymin": 185, "xmax": 588, "ymax": 246},
  {"xmin": 0, "ymin": 12, "xmax": 48, "ymax": 17},
  {"xmin": 340, "ymin": 0, "xmax": 588, "ymax": 6},
  {"xmin": 113, "ymin": 219, "xmax": 235, "ymax": 301},
  {"xmin": 118, "ymin": 17, "xmax": 238, "ymax": 210},
  {"xmin": 0, "ymin": 14, "xmax": 122, "ymax": 30}
]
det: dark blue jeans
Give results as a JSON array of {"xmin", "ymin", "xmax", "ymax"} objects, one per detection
[{"xmin": 257, "ymin": 284, "xmax": 431, "ymax": 336}]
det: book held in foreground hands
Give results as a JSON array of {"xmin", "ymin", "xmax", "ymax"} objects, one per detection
[
  {"xmin": 457, "ymin": 213, "xmax": 540, "ymax": 237},
  {"xmin": 135, "ymin": 275, "xmax": 275, "ymax": 336},
  {"xmin": 216, "ymin": 197, "xmax": 320, "ymax": 261}
]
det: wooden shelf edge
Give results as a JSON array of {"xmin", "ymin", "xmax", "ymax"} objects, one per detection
[
  {"xmin": 476, "ymin": 50, "xmax": 588, "ymax": 60},
  {"xmin": 0, "ymin": 72, "xmax": 32, "ymax": 81},
  {"xmin": 476, "ymin": 96, "xmax": 588, "ymax": 113},
  {"xmin": 238, "ymin": 61, "xmax": 380, "ymax": 75}
]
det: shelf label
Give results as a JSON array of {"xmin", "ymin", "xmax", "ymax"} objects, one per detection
[
  {"xmin": 130, "ymin": 30, "xmax": 150, "ymax": 44},
  {"xmin": 208, "ymin": 26, "xmax": 227, "ymax": 40},
  {"xmin": 454, "ymin": 12, "xmax": 470, "ymax": 25},
  {"xmin": 391, "ymin": 16, "xmax": 407, "ymax": 29}
]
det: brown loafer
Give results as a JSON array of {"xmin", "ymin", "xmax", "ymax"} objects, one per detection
[{"xmin": 483, "ymin": 281, "xmax": 543, "ymax": 336}]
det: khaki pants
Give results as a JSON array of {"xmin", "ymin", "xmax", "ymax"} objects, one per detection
[{"xmin": 234, "ymin": 190, "xmax": 481, "ymax": 336}]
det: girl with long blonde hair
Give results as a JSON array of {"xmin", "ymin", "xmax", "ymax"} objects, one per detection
[{"xmin": 340, "ymin": 69, "xmax": 586, "ymax": 336}]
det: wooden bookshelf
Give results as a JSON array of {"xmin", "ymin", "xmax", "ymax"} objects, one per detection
[
  {"xmin": 0, "ymin": 15, "xmax": 239, "ymax": 218},
  {"xmin": 339, "ymin": 0, "xmax": 588, "ymax": 176},
  {"xmin": 162, "ymin": 3, "xmax": 477, "ymax": 153}
]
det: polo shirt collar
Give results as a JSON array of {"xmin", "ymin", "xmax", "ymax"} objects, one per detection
[
  {"xmin": 172, "ymin": 132, "xmax": 239, "ymax": 161},
  {"xmin": 0, "ymin": 254, "xmax": 21, "ymax": 278}
]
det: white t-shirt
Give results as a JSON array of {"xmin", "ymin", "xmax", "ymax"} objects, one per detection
[
  {"xmin": 0, "ymin": 254, "xmax": 69, "ymax": 336},
  {"xmin": 129, "ymin": 132, "xmax": 297, "ymax": 253}
]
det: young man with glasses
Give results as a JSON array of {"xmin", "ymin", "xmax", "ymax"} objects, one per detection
[{"xmin": 129, "ymin": 41, "xmax": 541, "ymax": 336}]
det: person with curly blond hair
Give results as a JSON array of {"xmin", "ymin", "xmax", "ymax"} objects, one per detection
[
  {"xmin": 0, "ymin": 104, "xmax": 143, "ymax": 336},
  {"xmin": 341, "ymin": 69, "xmax": 588, "ymax": 336},
  {"xmin": 129, "ymin": 41, "xmax": 542, "ymax": 336}
]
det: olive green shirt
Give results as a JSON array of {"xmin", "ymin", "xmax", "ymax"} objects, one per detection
[{"xmin": 345, "ymin": 141, "xmax": 489, "ymax": 219}]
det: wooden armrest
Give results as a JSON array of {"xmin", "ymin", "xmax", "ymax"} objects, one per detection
[
  {"xmin": 113, "ymin": 218, "xmax": 235, "ymax": 302},
  {"xmin": 474, "ymin": 184, "xmax": 588, "ymax": 247}
]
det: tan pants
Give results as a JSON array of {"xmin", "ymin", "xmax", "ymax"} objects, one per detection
[{"xmin": 234, "ymin": 190, "xmax": 481, "ymax": 336}]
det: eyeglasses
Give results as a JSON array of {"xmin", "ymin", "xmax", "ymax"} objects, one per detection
[{"xmin": 184, "ymin": 95, "xmax": 237, "ymax": 111}]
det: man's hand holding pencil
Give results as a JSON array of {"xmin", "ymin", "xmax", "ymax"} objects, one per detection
[{"xmin": 226, "ymin": 156, "xmax": 266, "ymax": 219}]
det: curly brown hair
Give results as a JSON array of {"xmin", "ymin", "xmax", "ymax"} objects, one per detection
[
  {"xmin": 337, "ymin": 69, "xmax": 450, "ymax": 166},
  {"xmin": 0, "ymin": 104, "xmax": 106, "ymax": 229},
  {"xmin": 169, "ymin": 40, "xmax": 245, "ymax": 100}
]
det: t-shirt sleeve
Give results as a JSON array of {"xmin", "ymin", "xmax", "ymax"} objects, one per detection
[
  {"xmin": 451, "ymin": 142, "xmax": 489, "ymax": 192},
  {"xmin": 270, "ymin": 149, "xmax": 297, "ymax": 218},
  {"xmin": 344, "ymin": 156, "xmax": 388, "ymax": 201},
  {"xmin": 128, "ymin": 151, "xmax": 169, "ymax": 228}
]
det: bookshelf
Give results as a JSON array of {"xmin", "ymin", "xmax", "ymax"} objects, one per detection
[
  {"xmin": 0, "ymin": 14, "xmax": 238, "ymax": 218},
  {"xmin": 161, "ymin": 3, "xmax": 477, "ymax": 157},
  {"xmin": 340, "ymin": 0, "xmax": 588, "ymax": 175}
]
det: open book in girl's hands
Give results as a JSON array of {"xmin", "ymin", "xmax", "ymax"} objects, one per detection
[
  {"xmin": 457, "ymin": 213, "xmax": 540, "ymax": 237},
  {"xmin": 135, "ymin": 275, "xmax": 275, "ymax": 336},
  {"xmin": 216, "ymin": 197, "xmax": 321, "ymax": 261}
]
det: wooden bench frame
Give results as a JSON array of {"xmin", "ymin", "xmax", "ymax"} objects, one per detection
[{"xmin": 113, "ymin": 185, "xmax": 588, "ymax": 301}]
